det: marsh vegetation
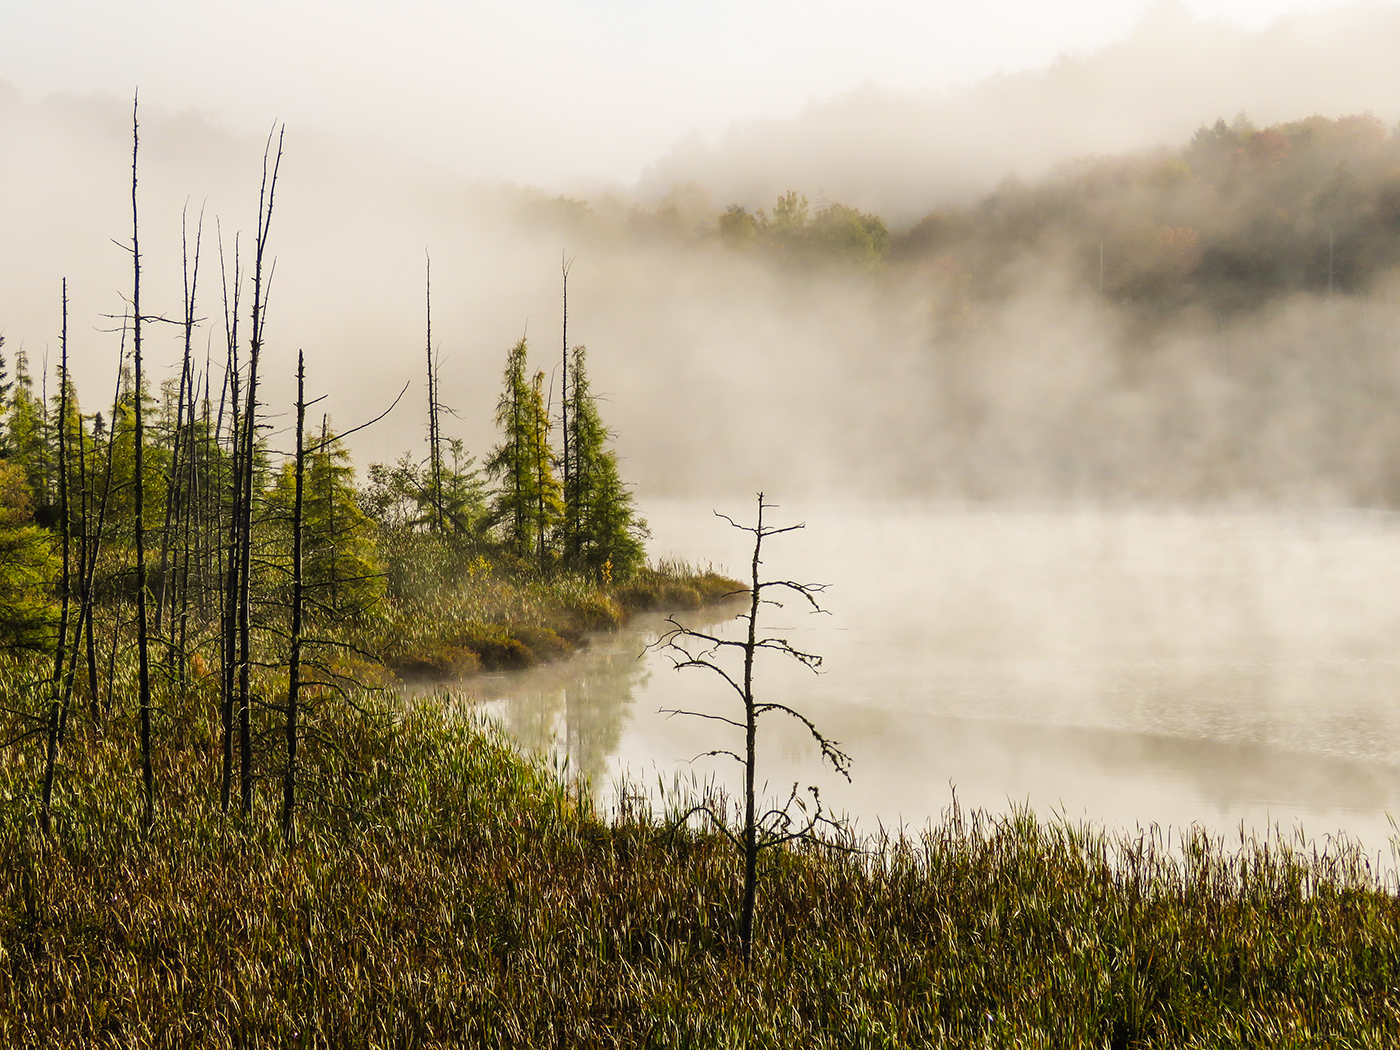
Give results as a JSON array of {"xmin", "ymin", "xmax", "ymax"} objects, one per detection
[{"xmin": 3, "ymin": 87, "xmax": 1400, "ymax": 1046}]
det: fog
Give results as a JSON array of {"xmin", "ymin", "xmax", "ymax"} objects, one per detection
[
  {"xmin": 8, "ymin": 7, "xmax": 1400, "ymax": 504},
  {"xmin": 644, "ymin": 2, "xmax": 1400, "ymax": 221},
  {"xmin": 461, "ymin": 501, "xmax": 1400, "ymax": 854},
  {"xmin": 6, "ymin": 2, "xmax": 1400, "ymax": 846},
  {"xmin": 0, "ymin": 1, "xmax": 1326, "ymax": 188}
]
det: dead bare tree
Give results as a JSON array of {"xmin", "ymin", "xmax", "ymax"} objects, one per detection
[
  {"xmin": 559, "ymin": 253, "xmax": 572, "ymax": 554},
  {"xmin": 39, "ymin": 280, "xmax": 72, "ymax": 834},
  {"xmin": 655, "ymin": 493, "xmax": 851, "ymax": 963},
  {"xmin": 236, "ymin": 124, "xmax": 283, "ymax": 818},
  {"xmin": 425, "ymin": 251, "xmax": 443, "ymax": 533},
  {"xmin": 218, "ymin": 224, "xmax": 241, "ymax": 813},
  {"xmin": 154, "ymin": 203, "xmax": 203, "ymax": 675},
  {"xmin": 282, "ymin": 351, "xmax": 307, "ymax": 843},
  {"xmin": 129, "ymin": 93, "xmax": 155, "ymax": 828}
]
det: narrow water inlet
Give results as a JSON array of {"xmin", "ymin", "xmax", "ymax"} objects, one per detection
[{"xmin": 451, "ymin": 501, "xmax": 1400, "ymax": 860}]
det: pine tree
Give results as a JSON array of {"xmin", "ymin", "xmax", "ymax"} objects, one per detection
[
  {"xmin": 7, "ymin": 351, "xmax": 50, "ymax": 514},
  {"xmin": 269, "ymin": 420, "xmax": 382, "ymax": 619},
  {"xmin": 440, "ymin": 438, "xmax": 488, "ymax": 535},
  {"xmin": 0, "ymin": 461, "xmax": 57, "ymax": 652},
  {"xmin": 486, "ymin": 339, "xmax": 561, "ymax": 566},
  {"xmin": 564, "ymin": 346, "xmax": 647, "ymax": 579},
  {"xmin": 0, "ymin": 337, "xmax": 13, "ymax": 459}
]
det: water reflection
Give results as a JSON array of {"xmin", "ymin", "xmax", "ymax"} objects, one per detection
[
  {"xmin": 465, "ymin": 606, "xmax": 738, "ymax": 786},
  {"xmin": 445, "ymin": 503, "xmax": 1400, "ymax": 857}
]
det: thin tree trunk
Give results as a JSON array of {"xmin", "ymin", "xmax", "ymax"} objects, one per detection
[
  {"xmin": 83, "ymin": 357, "xmax": 126, "ymax": 725},
  {"xmin": 425, "ymin": 252, "xmax": 441, "ymax": 532},
  {"xmin": 219, "ymin": 229, "xmax": 241, "ymax": 814},
  {"xmin": 155, "ymin": 207, "xmax": 202, "ymax": 670},
  {"xmin": 561, "ymin": 256, "xmax": 571, "ymax": 558},
  {"xmin": 131, "ymin": 95, "xmax": 155, "ymax": 829},
  {"xmin": 536, "ymin": 374, "xmax": 547, "ymax": 570},
  {"xmin": 175, "ymin": 369, "xmax": 201, "ymax": 688},
  {"xmin": 74, "ymin": 404, "xmax": 97, "ymax": 728},
  {"xmin": 738, "ymin": 493, "xmax": 764, "ymax": 963},
  {"xmin": 283, "ymin": 352, "xmax": 306, "ymax": 843},
  {"xmin": 239, "ymin": 126, "xmax": 284, "ymax": 817},
  {"xmin": 40, "ymin": 281, "xmax": 73, "ymax": 833}
]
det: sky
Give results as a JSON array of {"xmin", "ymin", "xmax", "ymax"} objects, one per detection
[{"xmin": 0, "ymin": 0, "xmax": 1360, "ymax": 187}]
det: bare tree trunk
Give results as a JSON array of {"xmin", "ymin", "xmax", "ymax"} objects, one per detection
[
  {"xmin": 82, "ymin": 356, "xmax": 126, "ymax": 726},
  {"xmin": 283, "ymin": 352, "xmax": 306, "ymax": 843},
  {"xmin": 218, "ymin": 230, "xmax": 241, "ymax": 814},
  {"xmin": 155, "ymin": 206, "xmax": 202, "ymax": 673},
  {"xmin": 533, "ymin": 372, "xmax": 549, "ymax": 571},
  {"xmin": 175, "ymin": 368, "xmax": 202, "ymax": 688},
  {"xmin": 737, "ymin": 495, "xmax": 763, "ymax": 961},
  {"xmin": 131, "ymin": 95, "xmax": 155, "ymax": 829},
  {"xmin": 560, "ymin": 255, "xmax": 571, "ymax": 557},
  {"xmin": 74, "ymin": 400, "xmax": 97, "ymax": 728},
  {"xmin": 425, "ymin": 252, "xmax": 442, "ymax": 532},
  {"xmin": 238, "ymin": 126, "xmax": 284, "ymax": 818},
  {"xmin": 656, "ymin": 494, "xmax": 849, "ymax": 965},
  {"xmin": 40, "ymin": 280, "xmax": 73, "ymax": 834}
]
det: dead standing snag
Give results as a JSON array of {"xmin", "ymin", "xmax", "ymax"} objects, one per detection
[{"xmin": 654, "ymin": 493, "xmax": 851, "ymax": 963}]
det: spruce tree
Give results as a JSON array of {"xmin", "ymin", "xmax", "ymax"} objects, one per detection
[
  {"xmin": 269, "ymin": 420, "xmax": 382, "ymax": 618},
  {"xmin": 7, "ymin": 351, "xmax": 49, "ymax": 513},
  {"xmin": 486, "ymin": 339, "xmax": 560, "ymax": 566},
  {"xmin": 564, "ymin": 346, "xmax": 646, "ymax": 579},
  {"xmin": 0, "ymin": 461, "xmax": 57, "ymax": 651},
  {"xmin": 0, "ymin": 336, "xmax": 12, "ymax": 458}
]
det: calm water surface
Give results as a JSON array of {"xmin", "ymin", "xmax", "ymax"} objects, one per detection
[{"xmin": 457, "ymin": 502, "xmax": 1400, "ymax": 857}]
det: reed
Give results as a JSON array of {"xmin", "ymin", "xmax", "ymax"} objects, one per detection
[
  {"xmin": 0, "ymin": 666, "xmax": 1396, "ymax": 1047},
  {"xmin": 373, "ymin": 540, "xmax": 743, "ymax": 680}
]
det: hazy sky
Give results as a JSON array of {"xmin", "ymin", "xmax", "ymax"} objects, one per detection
[{"xmin": 1, "ymin": 0, "xmax": 1359, "ymax": 186}]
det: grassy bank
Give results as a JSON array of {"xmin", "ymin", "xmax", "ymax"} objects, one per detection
[
  {"xmin": 2, "ymin": 683, "xmax": 1398, "ymax": 1048},
  {"xmin": 373, "ymin": 534, "xmax": 743, "ymax": 679}
]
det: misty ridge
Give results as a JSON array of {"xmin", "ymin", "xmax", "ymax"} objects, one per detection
[{"xmin": 6, "ymin": 3, "xmax": 1400, "ymax": 505}]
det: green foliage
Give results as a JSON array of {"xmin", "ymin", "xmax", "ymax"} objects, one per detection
[
  {"xmin": 563, "ymin": 346, "xmax": 648, "ymax": 580},
  {"xmin": 5, "ymin": 351, "xmax": 50, "ymax": 515},
  {"xmin": 267, "ymin": 424, "xmax": 383, "ymax": 620},
  {"xmin": 896, "ymin": 111, "xmax": 1400, "ymax": 315},
  {"xmin": 720, "ymin": 191, "xmax": 890, "ymax": 269},
  {"xmin": 0, "ymin": 686, "xmax": 1397, "ymax": 1045},
  {"xmin": 0, "ymin": 337, "xmax": 13, "ymax": 459},
  {"xmin": 90, "ymin": 367, "xmax": 169, "ymax": 534},
  {"xmin": 362, "ymin": 441, "xmax": 488, "ymax": 537},
  {"xmin": 718, "ymin": 203, "xmax": 759, "ymax": 244},
  {"xmin": 0, "ymin": 461, "xmax": 57, "ymax": 651},
  {"xmin": 613, "ymin": 559, "xmax": 743, "ymax": 611},
  {"xmin": 485, "ymin": 339, "xmax": 561, "ymax": 565}
]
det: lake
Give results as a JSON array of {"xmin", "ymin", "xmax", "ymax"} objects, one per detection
[{"xmin": 458, "ymin": 501, "xmax": 1400, "ymax": 859}]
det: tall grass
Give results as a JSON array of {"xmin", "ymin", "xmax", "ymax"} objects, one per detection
[
  {"xmin": 372, "ymin": 535, "xmax": 744, "ymax": 679},
  {"xmin": 1, "ymin": 672, "xmax": 1397, "ymax": 1047}
]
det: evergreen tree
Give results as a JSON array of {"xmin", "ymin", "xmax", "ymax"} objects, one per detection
[
  {"xmin": 269, "ymin": 421, "xmax": 383, "ymax": 619},
  {"xmin": 0, "ymin": 337, "xmax": 13, "ymax": 458},
  {"xmin": 564, "ymin": 346, "xmax": 647, "ymax": 579},
  {"xmin": 96, "ymin": 367, "xmax": 169, "ymax": 534},
  {"xmin": 362, "ymin": 441, "xmax": 486, "ymax": 537},
  {"xmin": 0, "ymin": 461, "xmax": 57, "ymax": 651},
  {"xmin": 48, "ymin": 369, "xmax": 87, "ymax": 543},
  {"xmin": 440, "ymin": 437, "xmax": 488, "ymax": 536},
  {"xmin": 7, "ymin": 351, "xmax": 50, "ymax": 513},
  {"xmin": 486, "ymin": 339, "xmax": 561, "ymax": 566}
]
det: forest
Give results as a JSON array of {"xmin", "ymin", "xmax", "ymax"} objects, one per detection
[
  {"xmin": 537, "ymin": 111, "xmax": 1400, "ymax": 319},
  {"xmin": 2, "ymin": 106, "xmax": 1400, "ymax": 1047}
]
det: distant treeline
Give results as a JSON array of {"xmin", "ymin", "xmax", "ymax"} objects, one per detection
[
  {"xmin": 527, "ymin": 112, "xmax": 1400, "ymax": 315},
  {"xmin": 900, "ymin": 112, "xmax": 1400, "ymax": 317}
]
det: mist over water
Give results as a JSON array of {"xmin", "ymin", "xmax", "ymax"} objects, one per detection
[
  {"xmin": 455, "ymin": 501, "xmax": 1400, "ymax": 855},
  {"xmin": 8, "ymin": 3, "xmax": 1400, "ymax": 851}
]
